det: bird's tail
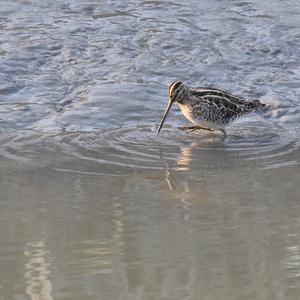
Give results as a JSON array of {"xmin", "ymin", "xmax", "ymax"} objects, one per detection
[{"xmin": 247, "ymin": 100, "xmax": 266, "ymax": 112}]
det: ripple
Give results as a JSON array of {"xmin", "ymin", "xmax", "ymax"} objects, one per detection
[
  {"xmin": 62, "ymin": 126, "xmax": 172, "ymax": 172},
  {"xmin": 225, "ymin": 125, "xmax": 300, "ymax": 169},
  {"xmin": 0, "ymin": 0, "xmax": 300, "ymax": 175},
  {"xmin": 0, "ymin": 119, "xmax": 299, "ymax": 175}
]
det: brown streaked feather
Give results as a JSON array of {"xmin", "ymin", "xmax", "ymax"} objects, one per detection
[{"xmin": 189, "ymin": 90, "xmax": 265, "ymax": 124}]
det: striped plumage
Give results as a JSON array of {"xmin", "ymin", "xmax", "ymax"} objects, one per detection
[{"xmin": 157, "ymin": 81, "xmax": 265, "ymax": 134}]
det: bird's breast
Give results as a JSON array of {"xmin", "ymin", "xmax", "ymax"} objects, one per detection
[{"xmin": 177, "ymin": 103, "xmax": 196, "ymax": 124}]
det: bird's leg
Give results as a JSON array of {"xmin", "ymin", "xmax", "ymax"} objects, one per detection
[
  {"xmin": 179, "ymin": 125, "xmax": 214, "ymax": 133},
  {"xmin": 179, "ymin": 125, "xmax": 198, "ymax": 132}
]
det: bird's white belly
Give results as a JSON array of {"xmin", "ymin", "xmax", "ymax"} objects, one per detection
[
  {"xmin": 196, "ymin": 119, "xmax": 225, "ymax": 130},
  {"xmin": 178, "ymin": 103, "xmax": 195, "ymax": 123},
  {"xmin": 178, "ymin": 103, "xmax": 224, "ymax": 129}
]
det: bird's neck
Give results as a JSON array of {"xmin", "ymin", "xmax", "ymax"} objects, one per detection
[{"xmin": 175, "ymin": 86, "xmax": 191, "ymax": 104}]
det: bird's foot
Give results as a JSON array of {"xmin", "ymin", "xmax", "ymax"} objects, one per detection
[
  {"xmin": 179, "ymin": 126, "xmax": 227, "ymax": 136},
  {"xmin": 179, "ymin": 125, "xmax": 214, "ymax": 133}
]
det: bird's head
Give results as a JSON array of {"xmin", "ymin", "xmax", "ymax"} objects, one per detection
[
  {"xmin": 168, "ymin": 81, "xmax": 184, "ymax": 102},
  {"xmin": 157, "ymin": 81, "xmax": 185, "ymax": 134}
]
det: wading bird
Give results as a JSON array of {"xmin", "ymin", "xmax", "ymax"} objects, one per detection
[{"xmin": 157, "ymin": 81, "xmax": 265, "ymax": 135}]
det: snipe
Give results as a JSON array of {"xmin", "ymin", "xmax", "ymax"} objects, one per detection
[{"xmin": 157, "ymin": 81, "xmax": 265, "ymax": 135}]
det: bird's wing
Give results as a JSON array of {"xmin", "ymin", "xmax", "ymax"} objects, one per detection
[
  {"xmin": 193, "ymin": 87, "xmax": 248, "ymax": 106},
  {"xmin": 191, "ymin": 90, "xmax": 247, "ymax": 123},
  {"xmin": 191, "ymin": 87, "xmax": 264, "ymax": 123}
]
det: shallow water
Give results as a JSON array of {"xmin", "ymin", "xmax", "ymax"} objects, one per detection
[{"xmin": 1, "ymin": 0, "xmax": 300, "ymax": 299}]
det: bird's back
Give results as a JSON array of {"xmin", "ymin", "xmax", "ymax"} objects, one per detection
[{"xmin": 187, "ymin": 87, "xmax": 265, "ymax": 126}]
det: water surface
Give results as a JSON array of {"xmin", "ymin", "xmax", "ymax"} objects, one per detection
[{"xmin": 0, "ymin": 0, "xmax": 300, "ymax": 299}]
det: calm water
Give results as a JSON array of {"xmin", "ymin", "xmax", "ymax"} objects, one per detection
[{"xmin": 1, "ymin": 0, "xmax": 300, "ymax": 299}]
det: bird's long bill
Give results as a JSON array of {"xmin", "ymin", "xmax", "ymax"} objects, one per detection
[{"xmin": 157, "ymin": 99, "xmax": 174, "ymax": 134}]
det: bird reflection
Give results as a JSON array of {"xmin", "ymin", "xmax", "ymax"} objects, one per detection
[
  {"xmin": 162, "ymin": 134, "xmax": 227, "ymax": 191},
  {"xmin": 176, "ymin": 145, "xmax": 193, "ymax": 172},
  {"xmin": 163, "ymin": 145, "xmax": 193, "ymax": 190},
  {"xmin": 24, "ymin": 241, "xmax": 53, "ymax": 300},
  {"xmin": 164, "ymin": 161, "xmax": 179, "ymax": 190}
]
